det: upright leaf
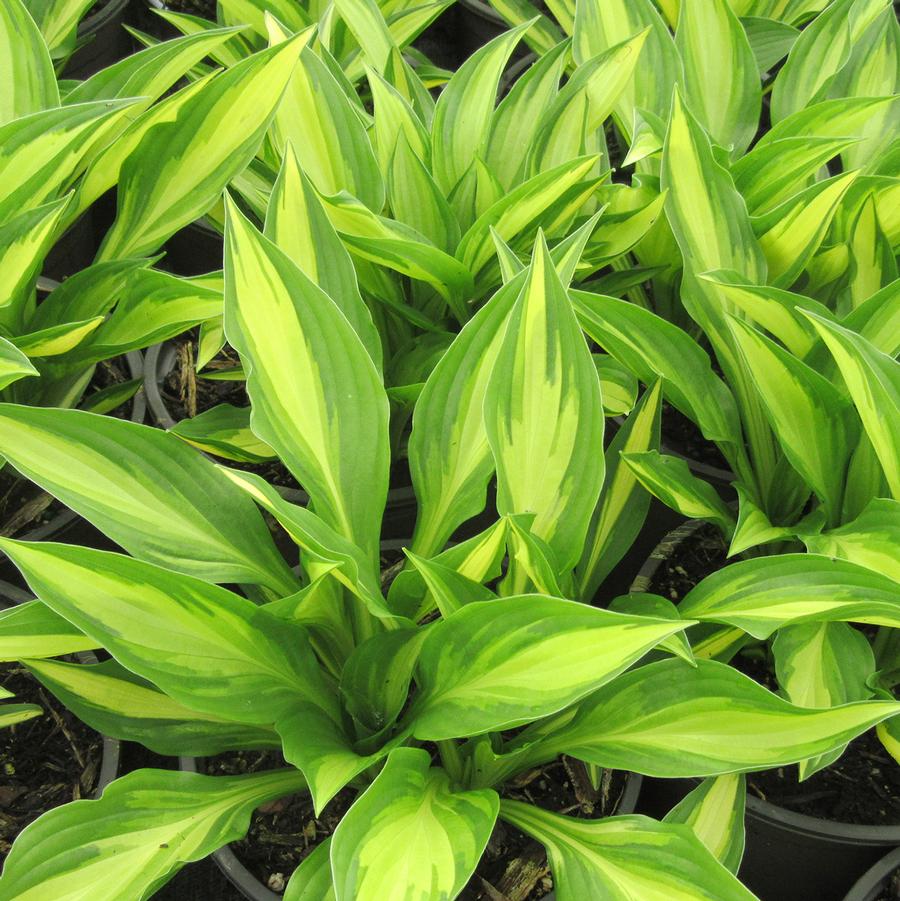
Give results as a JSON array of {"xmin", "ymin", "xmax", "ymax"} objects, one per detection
[{"xmin": 0, "ymin": 0, "xmax": 58, "ymax": 125}]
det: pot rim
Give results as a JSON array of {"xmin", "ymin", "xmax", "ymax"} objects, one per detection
[
  {"xmin": 0, "ymin": 580, "xmax": 120, "ymax": 800},
  {"xmin": 630, "ymin": 517, "xmax": 900, "ymax": 844},
  {"xmin": 179, "ymin": 753, "xmax": 642, "ymax": 901},
  {"xmin": 80, "ymin": 0, "xmax": 131, "ymax": 33},
  {"xmin": 842, "ymin": 845, "xmax": 900, "ymax": 901}
]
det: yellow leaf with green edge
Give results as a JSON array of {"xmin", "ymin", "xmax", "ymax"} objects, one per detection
[
  {"xmin": 663, "ymin": 775, "xmax": 746, "ymax": 874},
  {"xmin": 541, "ymin": 658, "xmax": 900, "ymax": 776},
  {"xmin": 224, "ymin": 197, "xmax": 390, "ymax": 558},
  {"xmin": 572, "ymin": 0, "xmax": 681, "ymax": 134},
  {"xmin": 728, "ymin": 316, "xmax": 855, "ymax": 520},
  {"xmin": 14, "ymin": 317, "xmax": 104, "ymax": 358},
  {"xmin": 501, "ymin": 804, "xmax": 756, "ymax": 900},
  {"xmin": 576, "ymin": 381, "xmax": 662, "ymax": 601},
  {"xmin": 98, "ymin": 35, "xmax": 307, "ymax": 261},
  {"xmin": 0, "ymin": 703, "xmax": 42, "ymax": 729},
  {"xmin": 0, "ymin": 768, "xmax": 308, "ymax": 901},
  {"xmin": 367, "ymin": 63, "xmax": 430, "ymax": 176},
  {"xmin": 411, "ymin": 595, "xmax": 688, "ymax": 740},
  {"xmin": 170, "ymin": 404, "xmax": 276, "ymax": 464},
  {"xmin": 803, "ymin": 312, "xmax": 900, "ymax": 499},
  {"xmin": 753, "ymin": 171, "xmax": 858, "ymax": 287},
  {"xmin": 0, "ymin": 405, "xmax": 296, "ymax": 592},
  {"xmin": 0, "ymin": 0, "xmax": 58, "ymax": 125},
  {"xmin": 802, "ymin": 497, "xmax": 900, "ymax": 582},
  {"xmin": 431, "ymin": 22, "xmax": 532, "ymax": 193},
  {"xmin": 269, "ymin": 40, "xmax": 384, "ymax": 213},
  {"xmin": 484, "ymin": 234, "xmax": 604, "ymax": 569},
  {"xmin": 264, "ymin": 144, "xmax": 382, "ymax": 370},
  {"xmin": 0, "ymin": 600, "xmax": 97, "ymax": 661},
  {"xmin": 0, "ymin": 99, "xmax": 138, "ymax": 228},
  {"xmin": 679, "ymin": 553, "xmax": 900, "ymax": 639},
  {"xmin": 26, "ymin": 657, "xmax": 280, "ymax": 757},
  {"xmin": 675, "ymin": 0, "xmax": 760, "ymax": 157},
  {"xmin": 331, "ymin": 748, "xmax": 498, "ymax": 901}
]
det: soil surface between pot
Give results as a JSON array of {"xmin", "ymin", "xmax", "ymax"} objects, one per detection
[{"xmin": 0, "ymin": 662, "xmax": 103, "ymax": 863}]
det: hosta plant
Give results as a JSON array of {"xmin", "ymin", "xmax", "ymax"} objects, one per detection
[{"xmin": 1, "ymin": 219, "xmax": 898, "ymax": 899}]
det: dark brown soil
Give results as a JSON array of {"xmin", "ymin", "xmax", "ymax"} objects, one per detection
[
  {"xmin": 207, "ymin": 749, "xmax": 628, "ymax": 898},
  {"xmin": 648, "ymin": 522, "xmax": 899, "ymax": 829},
  {"xmin": 661, "ymin": 403, "xmax": 731, "ymax": 474},
  {"xmin": 747, "ymin": 732, "xmax": 900, "ymax": 827},
  {"xmin": 875, "ymin": 867, "xmax": 900, "ymax": 900},
  {"xmin": 0, "ymin": 662, "xmax": 103, "ymax": 864},
  {"xmin": 644, "ymin": 521, "xmax": 728, "ymax": 602},
  {"xmin": 161, "ymin": 337, "xmax": 244, "ymax": 423}
]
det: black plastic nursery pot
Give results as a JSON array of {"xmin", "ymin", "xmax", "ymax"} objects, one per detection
[
  {"xmin": 62, "ymin": 0, "xmax": 133, "ymax": 79},
  {"xmin": 843, "ymin": 846, "xmax": 900, "ymax": 901},
  {"xmin": 0, "ymin": 581, "xmax": 121, "ymax": 859},
  {"xmin": 163, "ymin": 218, "xmax": 225, "ymax": 277},
  {"xmin": 632, "ymin": 519, "xmax": 900, "ymax": 901}
]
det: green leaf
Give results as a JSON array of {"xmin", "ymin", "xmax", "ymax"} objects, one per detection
[
  {"xmin": 773, "ymin": 620, "xmax": 876, "ymax": 777},
  {"xmin": 622, "ymin": 451, "xmax": 737, "ymax": 534},
  {"xmin": 803, "ymin": 497, "xmax": 900, "ymax": 582},
  {"xmin": 675, "ymin": 0, "xmax": 761, "ymax": 157},
  {"xmin": 25, "ymin": 658, "xmax": 279, "ymax": 757},
  {"xmin": 500, "ymin": 804, "xmax": 756, "ymax": 900},
  {"xmin": 264, "ymin": 144, "xmax": 382, "ymax": 370},
  {"xmin": 170, "ymin": 404, "xmax": 275, "ymax": 464},
  {"xmin": 609, "ymin": 592, "xmax": 695, "ymax": 665},
  {"xmin": 0, "ymin": 600, "xmax": 96, "ymax": 661},
  {"xmin": 728, "ymin": 316, "xmax": 855, "ymax": 519},
  {"xmin": 0, "ymin": 335, "xmax": 38, "ymax": 391},
  {"xmin": 0, "ymin": 703, "xmax": 42, "ymax": 729},
  {"xmin": 594, "ymin": 354, "xmax": 638, "ymax": 415},
  {"xmin": 803, "ymin": 312, "xmax": 900, "ymax": 498},
  {"xmin": 0, "ymin": 0, "xmax": 58, "ymax": 125},
  {"xmin": 431, "ymin": 22, "xmax": 531, "ymax": 193},
  {"xmin": 544, "ymin": 658, "xmax": 900, "ymax": 776},
  {"xmin": 0, "ymin": 767, "xmax": 307, "ymax": 901},
  {"xmin": 404, "ymin": 552, "xmax": 497, "ymax": 617},
  {"xmin": 270, "ymin": 42, "xmax": 384, "ymax": 213},
  {"xmin": 411, "ymin": 595, "xmax": 688, "ymax": 740},
  {"xmin": 0, "ymin": 540, "xmax": 333, "ymax": 728},
  {"xmin": 741, "ymin": 16, "xmax": 799, "ymax": 74},
  {"xmin": 284, "ymin": 839, "xmax": 335, "ymax": 901},
  {"xmin": 0, "ymin": 406, "xmax": 295, "ymax": 592},
  {"xmin": 484, "ymin": 234, "xmax": 604, "ymax": 569},
  {"xmin": 679, "ymin": 553, "xmax": 900, "ymax": 639},
  {"xmin": 577, "ymin": 382, "xmax": 662, "ymax": 600},
  {"xmin": 98, "ymin": 35, "xmax": 307, "ymax": 260},
  {"xmin": 224, "ymin": 196, "xmax": 390, "ymax": 558},
  {"xmin": 331, "ymin": 747, "xmax": 499, "ymax": 901},
  {"xmin": 663, "ymin": 775, "xmax": 746, "ymax": 874},
  {"xmin": 572, "ymin": 291, "xmax": 741, "ymax": 446}
]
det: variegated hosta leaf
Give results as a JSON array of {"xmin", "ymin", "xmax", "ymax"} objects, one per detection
[
  {"xmin": 0, "ymin": 600, "xmax": 97, "ymax": 661},
  {"xmin": 0, "ymin": 768, "xmax": 308, "ymax": 901},
  {"xmin": 728, "ymin": 316, "xmax": 855, "ymax": 520},
  {"xmin": 410, "ymin": 595, "xmax": 689, "ymax": 740},
  {"xmin": 404, "ymin": 552, "xmax": 497, "ymax": 617},
  {"xmin": 0, "ymin": 540, "xmax": 333, "ymax": 728},
  {"xmin": 802, "ymin": 312, "xmax": 900, "ymax": 499},
  {"xmin": 622, "ymin": 451, "xmax": 737, "ymax": 534},
  {"xmin": 803, "ymin": 497, "xmax": 900, "ymax": 582},
  {"xmin": 679, "ymin": 553, "xmax": 900, "ymax": 639},
  {"xmin": 572, "ymin": 291, "xmax": 742, "ymax": 447},
  {"xmin": 500, "ymin": 804, "xmax": 756, "ymax": 900},
  {"xmin": 0, "ymin": 0, "xmax": 58, "ymax": 125},
  {"xmin": 0, "ymin": 406, "xmax": 295, "ymax": 592},
  {"xmin": 675, "ymin": 0, "xmax": 761, "ymax": 157},
  {"xmin": 367, "ymin": 62, "xmax": 431, "ymax": 176},
  {"xmin": 742, "ymin": 15, "xmax": 799, "ymax": 74},
  {"xmin": 284, "ymin": 839, "xmax": 335, "ymax": 901},
  {"xmin": 484, "ymin": 234, "xmax": 604, "ymax": 570},
  {"xmin": 98, "ymin": 35, "xmax": 307, "ymax": 261},
  {"xmin": 331, "ymin": 748, "xmax": 499, "ymax": 901},
  {"xmin": 224, "ymin": 197, "xmax": 390, "ymax": 559},
  {"xmin": 269, "ymin": 40, "xmax": 384, "ymax": 213},
  {"xmin": 25, "ymin": 657, "xmax": 280, "ymax": 757},
  {"xmin": 541, "ymin": 658, "xmax": 900, "ymax": 775},
  {"xmin": 0, "ymin": 702, "xmax": 41, "ymax": 729},
  {"xmin": 773, "ymin": 621, "xmax": 876, "ymax": 777},
  {"xmin": 264, "ymin": 144, "xmax": 382, "ymax": 369},
  {"xmin": 0, "ymin": 335, "xmax": 38, "ymax": 391},
  {"xmin": 571, "ymin": 0, "xmax": 682, "ymax": 133},
  {"xmin": 0, "ymin": 99, "xmax": 138, "ymax": 228},
  {"xmin": 430, "ymin": 22, "xmax": 531, "ymax": 193},
  {"xmin": 170, "ymin": 404, "xmax": 275, "ymax": 464},
  {"xmin": 662, "ymin": 775, "xmax": 746, "ymax": 875}
]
